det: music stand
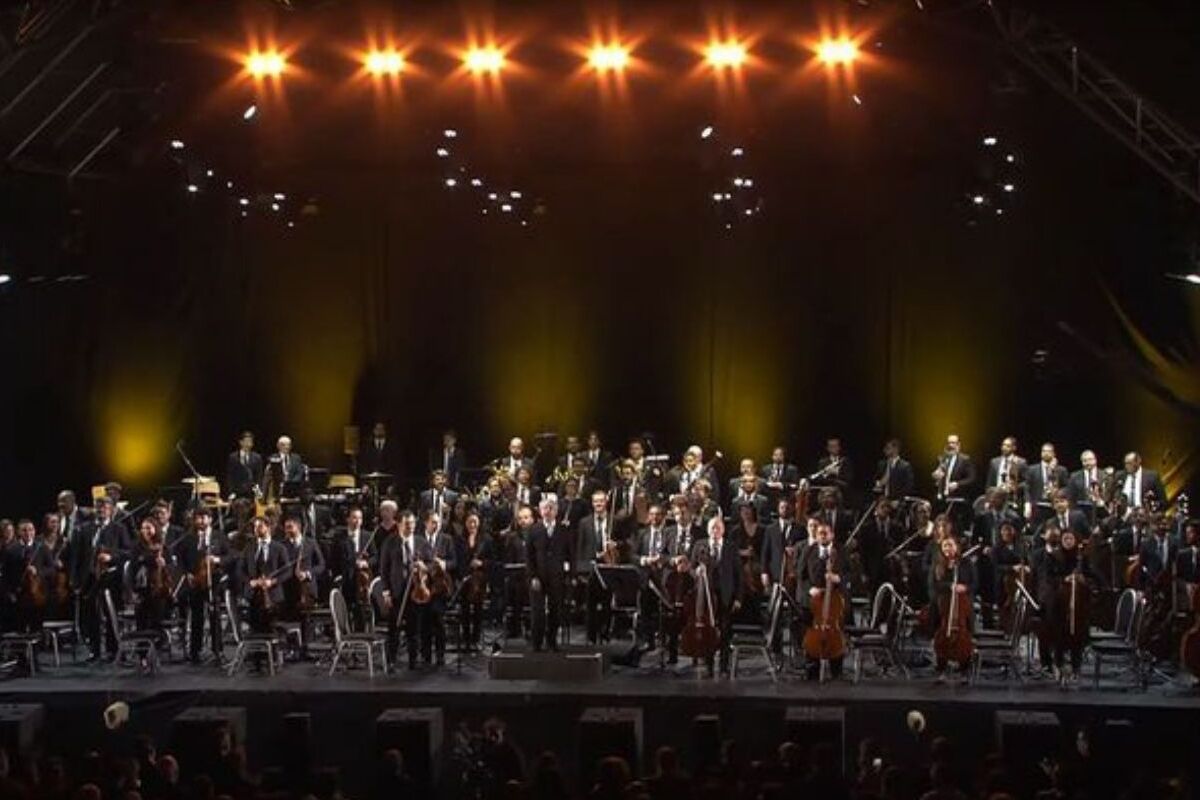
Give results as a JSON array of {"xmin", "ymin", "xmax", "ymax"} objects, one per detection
[
  {"xmin": 501, "ymin": 564, "xmax": 528, "ymax": 648},
  {"xmin": 597, "ymin": 565, "xmax": 640, "ymax": 641}
]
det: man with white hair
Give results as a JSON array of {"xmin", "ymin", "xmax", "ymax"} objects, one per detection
[
  {"xmin": 526, "ymin": 495, "xmax": 574, "ymax": 651},
  {"xmin": 272, "ymin": 435, "xmax": 306, "ymax": 485}
]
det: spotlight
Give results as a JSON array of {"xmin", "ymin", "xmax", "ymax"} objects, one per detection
[
  {"xmin": 245, "ymin": 51, "xmax": 286, "ymax": 78},
  {"xmin": 700, "ymin": 125, "xmax": 714, "ymax": 139},
  {"xmin": 364, "ymin": 50, "xmax": 405, "ymax": 76},
  {"xmin": 816, "ymin": 39, "xmax": 858, "ymax": 65},
  {"xmin": 1002, "ymin": 183, "xmax": 1015, "ymax": 192},
  {"xmin": 510, "ymin": 191, "xmax": 522, "ymax": 199},
  {"xmin": 169, "ymin": 139, "xmax": 185, "ymax": 150},
  {"xmin": 1006, "ymin": 154, "xmax": 1016, "ymax": 163},
  {"xmin": 982, "ymin": 136, "xmax": 998, "ymax": 146},
  {"xmin": 444, "ymin": 129, "xmax": 458, "ymax": 139},
  {"xmin": 436, "ymin": 147, "xmax": 450, "ymax": 157},
  {"xmin": 730, "ymin": 147, "xmax": 744, "ymax": 157},
  {"xmin": 445, "ymin": 178, "xmax": 457, "ymax": 187},
  {"xmin": 273, "ymin": 192, "xmax": 285, "ymax": 200},
  {"xmin": 206, "ymin": 169, "xmax": 214, "ymax": 177},
  {"xmin": 0, "ymin": 274, "xmax": 11, "ymax": 285},
  {"xmin": 588, "ymin": 44, "xmax": 629, "ymax": 72},
  {"xmin": 239, "ymin": 197, "xmax": 250, "ymax": 206},
  {"xmin": 705, "ymin": 41, "xmax": 747, "ymax": 68},
  {"xmin": 1166, "ymin": 272, "xmax": 1200, "ymax": 286},
  {"xmin": 243, "ymin": 104, "xmax": 258, "ymax": 120},
  {"xmin": 465, "ymin": 47, "xmax": 504, "ymax": 73},
  {"xmin": 972, "ymin": 195, "xmax": 985, "ymax": 205},
  {"xmin": 270, "ymin": 203, "xmax": 280, "ymax": 211},
  {"xmin": 186, "ymin": 184, "xmax": 198, "ymax": 193}
]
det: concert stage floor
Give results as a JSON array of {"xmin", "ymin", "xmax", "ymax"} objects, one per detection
[{"xmin": 1, "ymin": 647, "xmax": 1197, "ymax": 797}]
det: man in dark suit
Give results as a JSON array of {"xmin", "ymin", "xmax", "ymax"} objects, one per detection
[
  {"xmin": 280, "ymin": 516, "xmax": 325, "ymax": 655},
  {"xmin": 526, "ymin": 496, "xmax": 575, "ymax": 651},
  {"xmin": 633, "ymin": 504, "xmax": 673, "ymax": 655},
  {"xmin": 985, "ymin": 436, "xmax": 1028, "ymax": 496},
  {"xmin": 243, "ymin": 516, "xmax": 286, "ymax": 635},
  {"xmin": 814, "ymin": 488, "xmax": 852, "ymax": 543},
  {"xmin": 664, "ymin": 446, "xmax": 719, "ymax": 500},
  {"xmin": 180, "ymin": 506, "xmax": 230, "ymax": 664},
  {"xmin": 555, "ymin": 478, "xmax": 588, "ymax": 531},
  {"xmin": 583, "ymin": 431, "xmax": 614, "ymax": 491},
  {"xmin": 76, "ymin": 496, "xmax": 131, "ymax": 661},
  {"xmin": 729, "ymin": 475, "xmax": 771, "ymax": 522},
  {"xmin": 268, "ymin": 435, "xmax": 306, "ymax": 488},
  {"xmin": 379, "ymin": 510, "xmax": 429, "ymax": 668},
  {"xmin": 689, "ymin": 517, "xmax": 742, "ymax": 676},
  {"xmin": 418, "ymin": 471, "xmax": 460, "ymax": 520},
  {"xmin": 1175, "ymin": 521, "xmax": 1200, "ymax": 584},
  {"xmin": 872, "ymin": 438, "xmax": 915, "ymax": 502},
  {"xmin": 512, "ymin": 466, "xmax": 541, "ymax": 510},
  {"xmin": 296, "ymin": 487, "xmax": 333, "ymax": 545},
  {"xmin": 760, "ymin": 447, "xmax": 800, "ymax": 501},
  {"xmin": 424, "ymin": 510, "xmax": 458, "ymax": 665},
  {"xmin": 360, "ymin": 422, "xmax": 397, "ymax": 476},
  {"xmin": 225, "ymin": 431, "xmax": 264, "ymax": 499},
  {"xmin": 1025, "ymin": 443, "xmax": 1069, "ymax": 524},
  {"xmin": 1136, "ymin": 518, "xmax": 1176, "ymax": 589},
  {"xmin": 1112, "ymin": 509, "xmax": 1149, "ymax": 589},
  {"xmin": 436, "ymin": 430, "xmax": 466, "ymax": 488},
  {"xmin": 814, "ymin": 437, "xmax": 855, "ymax": 496},
  {"xmin": 973, "ymin": 488, "xmax": 1023, "ymax": 627},
  {"xmin": 55, "ymin": 490, "xmax": 92, "ymax": 556},
  {"xmin": 801, "ymin": 521, "xmax": 848, "ymax": 680},
  {"xmin": 1116, "ymin": 451, "xmax": 1167, "ymax": 511},
  {"xmin": 500, "ymin": 437, "xmax": 536, "ymax": 480},
  {"xmin": 932, "ymin": 434, "xmax": 977, "ymax": 530},
  {"xmin": 761, "ymin": 499, "xmax": 798, "ymax": 589},
  {"xmin": 329, "ymin": 507, "xmax": 377, "ymax": 630},
  {"xmin": 1039, "ymin": 491, "xmax": 1091, "ymax": 541}
]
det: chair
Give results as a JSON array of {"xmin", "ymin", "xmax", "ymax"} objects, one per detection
[
  {"xmin": 103, "ymin": 590, "xmax": 160, "ymax": 673},
  {"xmin": 225, "ymin": 589, "xmax": 283, "ymax": 676},
  {"xmin": 1091, "ymin": 589, "xmax": 1143, "ymax": 688},
  {"xmin": 974, "ymin": 594, "xmax": 1029, "ymax": 683},
  {"xmin": 729, "ymin": 621, "xmax": 777, "ymax": 682},
  {"xmin": 328, "ymin": 474, "xmax": 357, "ymax": 490},
  {"xmin": 328, "ymin": 589, "xmax": 388, "ymax": 677},
  {"xmin": 849, "ymin": 583, "xmax": 905, "ymax": 681}
]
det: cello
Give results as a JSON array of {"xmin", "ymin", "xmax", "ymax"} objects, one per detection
[
  {"xmin": 933, "ymin": 542, "xmax": 978, "ymax": 669},
  {"xmin": 680, "ymin": 562, "xmax": 719, "ymax": 660},
  {"xmin": 802, "ymin": 543, "xmax": 846, "ymax": 678},
  {"xmin": 1179, "ymin": 581, "xmax": 1200, "ymax": 680}
]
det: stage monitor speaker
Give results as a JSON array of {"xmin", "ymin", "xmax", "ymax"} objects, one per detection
[
  {"xmin": 0, "ymin": 704, "xmax": 44, "ymax": 758},
  {"xmin": 995, "ymin": 710, "xmax": 1060, "ymax": 784},
  {"xmin": 269, "ymin": 712, "xmax": 313, "ymax": 777},
  {"xmin": 690, "ymin": 714, "xmax": 722, "ymax": 776},
  {"xmin": 784, "ymin": 706, "xmax": 846, "ymax": 775},
  {"xmin": 488, "ymin": 650, "xmax": 606, "ymax": 680},
  {"xmin": 376, "ymin": 708, "xmax": 444, "ymax": 789},
  {"xmin": 578, "ymin": 707, "xmax": 643, "ymax": 789},
  {"xmin": 170, "ymin": 707, "xmax": 247, "ymax": 780}
]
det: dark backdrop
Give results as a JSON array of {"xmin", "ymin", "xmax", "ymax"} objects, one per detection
[{"xmin": 1, "ymin": 0, "xmax": 1198, "ymax": 514}]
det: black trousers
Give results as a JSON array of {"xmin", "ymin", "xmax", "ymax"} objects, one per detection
[
  {"xmin": 530, "ymin": 577, "xmax": 565, "ymax": 650},
  {"xmin": 702, "ymin": 608, "xmax": 734, "ymax": 674},
  {"xmin": 83, "ymin": 575, "xmax": 121, "ymax": 657},
  {"xmin": 462, "ymin": 601, "xmax": 485, "ymax": 647},
  {"xmin": 387, "ymin": 600, "xmax": 430, "ymax": 666},
  {"xmin": 188, "ymin": 588, "xmax": 222, "ymax": 660}
]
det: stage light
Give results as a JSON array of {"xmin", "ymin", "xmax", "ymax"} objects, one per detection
[
  {"xmin": 169, "ymin": 139, "xmax": 185, "ymax": 150},
  {"xmin": 444, "ymin": 129, "xmax": 458, "ymax": 139},
  {"xmin": 364, "ymin": 50, "xmax": 405, "ymax": 76},
  {"xmin": 0, "ymin": 274, "xmax": 11, "ymax": 285},
  {"xmin": 470, "ymin": 178, "xmax": 483, "ymax": 187},
  {"xmin": 982, "ymin": 136, "xmax": 998, "ymax": 146},
  {"xmin": 816, "ymin": 39, "xmax": 858, "ymax": 65},
  {"xmin": 588, "ymin": 44, "xmax": 629, "ymax": 72},
  {"xmin": 972, "ymin": 195, "xmax": 985, "ymax": 205},
  {"xmin": 1167, "ymin": 272, "xmax": 1200, "ymax": 286},
  {"xmin": 1003, "ymin": 183, "xmax": 1015, "ymax": 192},
  {"xmin": 705, "ymin": 41, "xmax": 747, "ymax": 68},
  {"xmin": 501, "ymin": 203, "xmax": 513, "ymax": 212},
  {"xmin": 271, "ymin": 203, "xmax": 280, "ymax": 211},
  {"xmin": 465, "ymin": 47, "xmax": 504, "ymax": 73},
  {"xmin": 510, "ymin": 191, "xmax": 522, "ymax": 199},
  {"xmin": 186, "ymin": 184, "xmax": 198, "ymax": 193},
  {"xmin": 700, "ymin": 125, "xmax": 714, "ymax": 139},
  {"xmin": 273, "ymin": 192, "xmax": 285, "ymax": 200},
  {"xmin": 445, "ymin": 178, "xmax": 457, "ymax": 187},
  {"xmin": 730, "ymin": 147, "xmax": 744, "ymax": 157},
  {"xmin": 206, "ymin": 169, "xmax": 214, "ymax": 177},
  {"xmin": 246, "ymin": 51, "xmax": 286, "ymax": 78},
  {"xmin": 243, "ymin": 104, "xmax": 258, "ymax": 120},
  {"xmin": 239, "ymin": 197, "xmax": 249, "ymax": 206}
]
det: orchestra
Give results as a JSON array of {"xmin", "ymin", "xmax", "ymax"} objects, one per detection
[{"xmin": 0, "ymin": 426, "xmax": 1194, "ymax": 691}]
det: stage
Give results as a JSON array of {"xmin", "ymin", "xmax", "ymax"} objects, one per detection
[{"xmin": 1, "ymin": 646, "xmax": 1196, "ymax": 797}]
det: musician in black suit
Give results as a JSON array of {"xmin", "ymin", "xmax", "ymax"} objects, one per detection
[
  {"xmin": 633, "ymin": 504, "xmax": 674, "ymax": 654},
  {"xmin": 360, "ymin": 421, "xmax": 397, "ymax": 476},
  {"xmin": 973, "ymin": 488, "xmax": 1023, "ymax": 628},
  {"xmin": 379, "ymin": 510, "xmax": 428, "ymax": 668},
  {"xmin": 5, "ymin": 519, "xmax": 53, "ymax": 635},
  {"xmin": 1024, "ymin": 444, "xmax": 1069, "ymax": 524},
  {"xmin": 760, "ymin": 447, "xmax": 800, "ymax": 500},
  {"xmin": 873, "ymin": 439, "xmax": 915, "ymax": 501},
  {"xmin": 664, "ymin": 446, "xmax": 720, "ymax": 500},
  {"xmin": 814, "ymin": 488, "xmax": 852, "ymax": 543},
  {"xmin": 800, "ymin": 521, "xmax": 848, "ymax": 680},
  {"xmin": 418, "ymin": 471, "xmax": 460, "ymax": 520},
  {"xmin": 279, "ymin": 516, "xmax": 325, "ymax": 654},
  {"xmin": 985, "ymin": 437, "xmax": 1028, "ymax": 495},
  {"xmin": 526, "ymin": 497, "xmax": 575, "ymax": 652},
  {"xmin": 761, "ymin": 499, "xmax": 799, "ymax": 588},
  {"xmin": 1067, "ymin": 450, "xmax": 1109, "ymax": 525},
  {"xmin": 1175, "ymin": 521, "xmax": 1200, "ymax": 584},
  {"xmin": 689, "ymin": 516, "xmax": 742, "ymax": 677},
  {"xmin": 932, "ymin": 434, "xmax": 977, "ymax": 531},
  {"xmin": 583, "ymin": 431, "xmax": 614, "ymax": 491},
  {"xmin": 1115, "ymin": 451, "xmax": 1167, "ymax": 511},
  {"xmin": 179, "ymin": 506, "xmax": 229, "ymax": 664},
  {"xmin": 858, "ymin": 500, "xmax": 899, "ymax": 601},
  {"xmin": 459, "ymin": 510, "xmax": 494, "ymax": 650},
  {"xmin": 555, "ymin": 478, "xmax": 588, "ymax": 531},
  {"xmin": 814, "ymin": 437, "xmax": 855, "ymax": 496},
  {"xmin": 295, "ymin": 487, "xmax": 333, "ymax": 544},
  {"xmin": 511, "ymin": 466, "xmax": 541, "ymax": 510},
  {"xmin": 436, "ymin": 430, "xmax": 466, "ymax": 488},
  {"xmin": 1038, "ymin": 491, "xmax": 1091, "ymax": 541},
  {"xmin": 729, "ymin": 475, "xmax": 771, "ymax": 522},
  {"xmin": 55, "ymin": 490, "xmax": 92, "ymax": 557},
  {"xmin": 265, "ymin": 436, "xmax": 306, "ymax": 493},
  {"xmin": 499, "ymin": 437, "xmax": 536, "ymax": 480},
  {"xmin": 1112, "ymin": 509, "xmax": 1150, "ymax": 589},
  {"xmin": 329, "ymin": 507, "xmax": 377, "ymax": 630},
  {"xmin": 243, "ymin": 516, "xmax": 287, "ymax": 635},
  {"xmin": 1136, "ymin": 519, "xmax": 1176, "ymax": 589},
  {"xmin": 225, "ymin": 431, "xmax": 264, "ymax": 499},
  {"xmin": 424, "ymin": 511, "xmax": 458, "ymax": 665},
  {"xmin": 77, "ymin": 496, "xmax": 132, "ymax": 661}
]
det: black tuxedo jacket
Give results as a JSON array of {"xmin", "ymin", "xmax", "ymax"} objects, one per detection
[
  {"xmin": 526, "ymin": 522, "xmax": 574, "ymax": 586},
  {"xmin": 985, "ymin": 455, "xmax": 1028, "ymax": 491},
  {"xmin": 689, "ymin": 537, "xmax": 742, "ymax": 610},
  {"xmin": 378, "ymin": 534, "xmax": 432, "ymax": 597},
  {"xmin": 874, "ymin": 458, "xmax": 915, "ymax": 500},
  {"xmin": 243, "ymin": 539, "xmax": 287, "ymax": 604},
  {"xmin": 226, "ymin": 450, "xmax": 265, "ymax": 496},
  {"xmin": 801, "ymin": 544, "xmax": 849, "ymax": 609},
  {"xmin": 330, "ymin": 527, "xmax": 378, "ymax": 588},
  {"xmin": 934, "ymin": 453, "xmax": 977, "ymax": 498},
  {"xmin": 761, "ymin": 519, "xmax": 800, "ymax": 583},
  {"xmin": 1114, "ymin": 469, "xmax": 1167, "ymax": 509},
  {"xmin": 1025, "ymin": 462, "xmax": 1069, "ymax": 506},
  {"xmin": 418, "ymin": 489, "xmax": 460, "ymax": 516},
  {"xmin": 361, "ymin": 438, "xmax": 397, "ymax": 476}
]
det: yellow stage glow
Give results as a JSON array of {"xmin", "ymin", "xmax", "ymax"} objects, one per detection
[
  {"xmin": 246, "ymin": 51, "xmax": 286, "ymax": 78},
  {"xmin": 705, "ymin": 41, "xmax": 747, "ymax": 68},
  {"xmin": 816, "ymin": 39, "xmax": 858, "ymax": 65},
  {"xmin": 588, "ymin": 44, "xmax": 630, "ymax": 72},
  {"xmin": 364, "ymin": 50, "xmax": 405, "ymax": 75},
  {"xmin": 465, "ymin": 47, "xmax": 505, "ymax": 73}
]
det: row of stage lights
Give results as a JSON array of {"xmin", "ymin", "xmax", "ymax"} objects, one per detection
[{"xmin": 239, "ymin": 36, "xmax": 861, "ymax": 79}]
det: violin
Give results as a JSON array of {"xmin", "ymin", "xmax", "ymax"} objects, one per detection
[
  {"xmin": 802, "ymin": 545, "xmax": 847, "ymax": 670},
  {"xmin": 680, "ymin": 561, "xmax": 719, "ymax": 660},
  {"xmin": 409, "ymin": 562, "xmax": 432, "ymax": 605},
  {"xmin": 932, "ymin": 546, "xmax": 978, "ymax": 667}
]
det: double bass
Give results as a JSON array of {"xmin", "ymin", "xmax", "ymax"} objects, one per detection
[
  {"xmin": 680, "ymin": 562, "xmax": 719, "ymax": 660},
  {"xmin": 933, "ymin": 545, "xmax": 978, "ymax": 668},
  {"xmin": 802, "ymin": 545, "xmax": 846, "ymax": 674},
  {"xmin": 1179, "ymin": 581, "xmax": 1200, "ymax": 680}
]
